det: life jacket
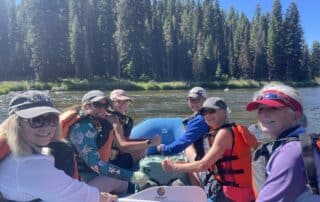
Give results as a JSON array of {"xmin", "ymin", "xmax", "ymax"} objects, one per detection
[
  {"xmin": 252, "ymin": 133, "xmax": 320, "ymax": 198},
  {"xmin": 204, "ymin": 123, "xmax": 258, "ymax": 188},
  {"xmin": 107, "ymin": 110, "xmax": 133, "ymax": 138},
  {"xmin": 59, "ymin": 110, "xmax": 114, "ymax": 162}
]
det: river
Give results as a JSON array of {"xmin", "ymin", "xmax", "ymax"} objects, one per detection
[{"xmin": 0, "ymin": 87, "xmax": 319, "ymax": 133}]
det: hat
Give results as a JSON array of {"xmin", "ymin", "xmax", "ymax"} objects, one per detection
[
  {"xmin": 110, "ymin": 89, "xmax": 131, "ymax": 101},
  {"xmin": 8, "ymin": 90, "xmax": 60, "ymax": 118},
  {"xmin": 187, "ymin": 87, "xmax": 207, "ymax": 99},
  {"xmin": 82, "ymin": 90, "xmax": 106, "ymax": 104},
  {"xmin": 199, "ymin": 97, "xmax": 227, "ymax": 113},
  {"xmin": 246, "ymin": 90, "xmax": 303, "ymax": 114}
]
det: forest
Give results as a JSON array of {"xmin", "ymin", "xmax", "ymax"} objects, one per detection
[{"xmin": 0, "ymin": 0, "xmax": 320, "ymax": 82}]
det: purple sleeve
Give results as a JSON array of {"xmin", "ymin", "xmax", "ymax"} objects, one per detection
[{"xmin": 257, "ymin": 142, "xmax": 307, "ymax": 202}]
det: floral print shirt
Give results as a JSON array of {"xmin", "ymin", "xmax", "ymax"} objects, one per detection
[{"xmin": 69, "ymin": 117, "xmax": 132, "ymax": 181}]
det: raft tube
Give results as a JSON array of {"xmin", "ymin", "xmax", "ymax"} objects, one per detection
[{"xmin": 130, "ymin": 117, "xmax": 185, "ymax": 154}]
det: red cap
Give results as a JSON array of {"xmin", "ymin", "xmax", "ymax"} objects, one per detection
[{"xmin": 246, "ymin": 90, "xmax": 303, "ymax": 115}]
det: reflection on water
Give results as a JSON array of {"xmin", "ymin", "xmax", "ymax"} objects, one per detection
[{"xmin": 0, "ymin": 87, "xmax": 319, "ymax": 133}]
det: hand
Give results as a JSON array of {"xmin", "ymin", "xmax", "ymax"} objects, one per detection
[
  {"xmin": 91, "ymin": 165, "xmax": 100, "ymax": 173},
  {"xmin": 99, "ymin": 192, "xmax": 117, "ymax": 202},
  {"xmin": 162, "ymin": 158, "xmax": 175, "ymax": 172},
  {"xmin": 156, "ymin": 144, "xmax": 164, "ymax": 153},
  {"xmin": 131, "ymin": 171, "xmax": 149, "ymax": 187},
  {"xmin": 150, "ymin": 135, "xmax": 161, "ymax": 146}
]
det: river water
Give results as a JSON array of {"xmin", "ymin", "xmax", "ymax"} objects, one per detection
[{"xmin": 0, "ymin": 87, "xmax": 319, "ymax": 133}]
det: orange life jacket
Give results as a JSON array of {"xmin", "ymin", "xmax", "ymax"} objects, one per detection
[
  {"xmin": 206, "ymin": 123, "xmax": 258, "ymax": 188},
  {"xmin": 59, "ymin": 110, "xmax": 114, "ymax": 161}
]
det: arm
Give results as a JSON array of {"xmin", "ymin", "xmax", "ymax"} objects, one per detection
[
  {"xmin": 105, "ymin": 114, "xmax": 160, "ymax": 152},
  {"xmin": 160, "ymin": 115, "xmax": 210, "ymax": 156},
  {"xmin": 20, "ymin": 155, "xmax": 100, "ymax": 202},
  {"xmin": 69, "ymin": 121, "xmax": 133, "ymax": 181},
  {"xmin": 111, "ymin": 116, "xmax": 160, "ymax": 151},
  {"xmin": 162, "ymin": 128, "xmax": 233, "ymax": 172},
  {"xmin": 257, "ymin": 142, "xmax": 311, "ymax": 202}
]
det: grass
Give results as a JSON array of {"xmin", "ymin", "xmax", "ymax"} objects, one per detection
[{"xmin": 0, "ymin": 78, "xmax": 319, "ymax": 95}]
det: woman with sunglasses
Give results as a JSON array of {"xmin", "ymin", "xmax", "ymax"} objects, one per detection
[
  {"xmin": 162, "ymin": 97, "xmax": 257, "ymax": 202},
  {"xmin": 65, "ymin": 90, "xmax": 148, "ymax": 195},
  {"xmin": 0, "ymin": 90, "xmax": 116, "ymax": 202},
  {"xmin": 247, "ymin": 82, "xmax": 320, "ymax": 202}
]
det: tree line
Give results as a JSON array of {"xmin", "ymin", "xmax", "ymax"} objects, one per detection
[{"xmin": 0, "ymin": 0, "xmax": 320, "ymax": 82}]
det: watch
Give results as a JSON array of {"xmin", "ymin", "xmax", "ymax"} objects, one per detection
[{"xmin": 147, "ymin": 139, "xmax": 152, "ymax": 145}]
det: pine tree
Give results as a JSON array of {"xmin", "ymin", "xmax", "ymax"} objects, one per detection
[
  {"xmin": 310, "ymin": 41, "xmax": 320, "ymax": 78},
  {"xmin": 283, "ymin": 2, "xmax": 304, "ymax": 80},
  {"xmin": 267, "ymin": 0, "xmax": 285, "ymax": 80}
]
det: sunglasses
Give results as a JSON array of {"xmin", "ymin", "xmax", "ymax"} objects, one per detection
[
  {"xmin": 202, "ymin": 109, "xmax": 217, "ymax": 115},
  {"xmin": 26, "ymin": 114, "xmax": 59, "ymax": 128},
  {"xmin": 256, "ymin": 92, "xmax": 295, "ymax": 110},
  {"xmin": 91, "ymin": 102, "xmax": 108, "ymax": 109}
]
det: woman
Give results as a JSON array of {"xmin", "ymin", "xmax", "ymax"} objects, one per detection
[
  {"xmin": 0, "ymin": 90, "xmax": 116, "ymax": 202},
  {"xmin": 162, "ymin": 97, "xmax": 257, "ymax": 202},
  {"xmin": 247, "ymin": 82, "xmax": 320, "ymax": 201},
  {"xmin": 108, "ymin": 89, "xmax": 161, "ymax": 167}
]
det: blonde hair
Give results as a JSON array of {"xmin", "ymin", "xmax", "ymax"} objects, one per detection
[{"xmin": 0, "ymin": 114, "xmax": 61, "ymax": 157}]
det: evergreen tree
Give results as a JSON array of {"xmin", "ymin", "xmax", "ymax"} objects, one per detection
[
  {"xmin": 310, "ymin": 41, "xmax": 320, "ymax": 78},
  {"xmin": 116, "ymin": 0, "xmax": 147, "ymax": 79},
  {"xmin": 93, "ymin": 0, "xmax": 117, "ymax": 77},
  {"xmin": 24, "ymin": 0, "xmax": 68, "ymax": 81},
  {"xmin": 283, "ymin": 2, "xmax": 304, "ymax": 81},
  {"xmin": 267, "ymin": 0, "xmax": 285, "ymax": 80}
]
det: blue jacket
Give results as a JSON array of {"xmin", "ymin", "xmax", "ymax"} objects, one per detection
[{"xmin": 161, "ymin": 114, "xmax": 210, "ymax": 156}]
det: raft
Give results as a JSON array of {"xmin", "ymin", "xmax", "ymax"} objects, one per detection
[{"xmin": 130, "ymin": 117, "xmax": 185, "ymax": 154}]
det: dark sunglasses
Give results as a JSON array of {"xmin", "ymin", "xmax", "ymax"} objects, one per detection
[
  {"xmin": 27, "ymin": 114, "xmax": 59, "ymax": 128},
  {"xmin": 202, "ymin": 109, "xmax": 217, "ymax": 115},
  {"xmin": 91, "ymin": 102, "xmax": 108, "ymax": 109}
]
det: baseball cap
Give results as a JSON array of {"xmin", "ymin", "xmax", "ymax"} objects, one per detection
[
  {"xmin": 81, "ymin": 90, "xmax": 107, "ymax": 104},
  {"xmin": 187, "ymin": 87, "xmax": 207, "ymax": 99},
  {"xmin": 110, "ymin": 89, "xmax": 131, "ymax": 101},
  {"xmin": 199, "ymin": 97, "xmax": 227, "ymax": 114},
  {"xmin": 8, "ymin": 90, "xmax": 60, "ymax": 119}
]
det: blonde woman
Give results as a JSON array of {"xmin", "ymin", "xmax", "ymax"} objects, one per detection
[{"xmin": 0, "ymin": 90, "xmax": 116, "ymax": 202}]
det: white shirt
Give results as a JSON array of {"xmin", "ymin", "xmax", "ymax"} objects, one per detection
[{"xmin": 0, "ymin": 153, "xmax": 99, "ymax": 202}]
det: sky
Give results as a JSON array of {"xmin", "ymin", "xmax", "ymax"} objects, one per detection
[{"xmin": 219, "ymin": 0, "xmax": 320, "ymax": 47}]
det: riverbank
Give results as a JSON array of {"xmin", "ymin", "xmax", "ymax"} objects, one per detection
[{"xmin": 0, "ymin": 78, "xmax": 319, "ymax": 95}]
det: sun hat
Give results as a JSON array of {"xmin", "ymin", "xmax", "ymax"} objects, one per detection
[
  {"xmin": 246, "ymin": 89, "xmax": 303, "ymax": 114},
  {"xmin": 110, "ymin": 89, "xmax": 131, "ymax": 101},
  {"xmin": 187, "ymin": 87, "xmax": 207, "ymax": 99},
  {"xmin": 199, "ymin": 97, "xmax": 227, "ymax": 114},
  {"xmin": 8, "ymin": 90, "xmax": 60, "ymax": 119},
  {"xmin": 81, "ymin": 90, "xmax": 107, "ymax": 104}
]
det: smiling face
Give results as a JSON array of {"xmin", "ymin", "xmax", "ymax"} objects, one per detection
[
  {"xmin": 112, "ymin": 100, "xmax": 130, "ymax": 115},
  {"xmin": 20, "ymin": 113, "xmax": 58, "ymax": 147},
  {"xmin": 187, "ymin": 97, "xmax": 205, "ymax": 113},
  {"xmin": 257, "ymin": 105, "xmax": 297, "ymax": 139},
  {"xmin": 203, "ymin": 109, "xmax": 227, "ymax": 129}
]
